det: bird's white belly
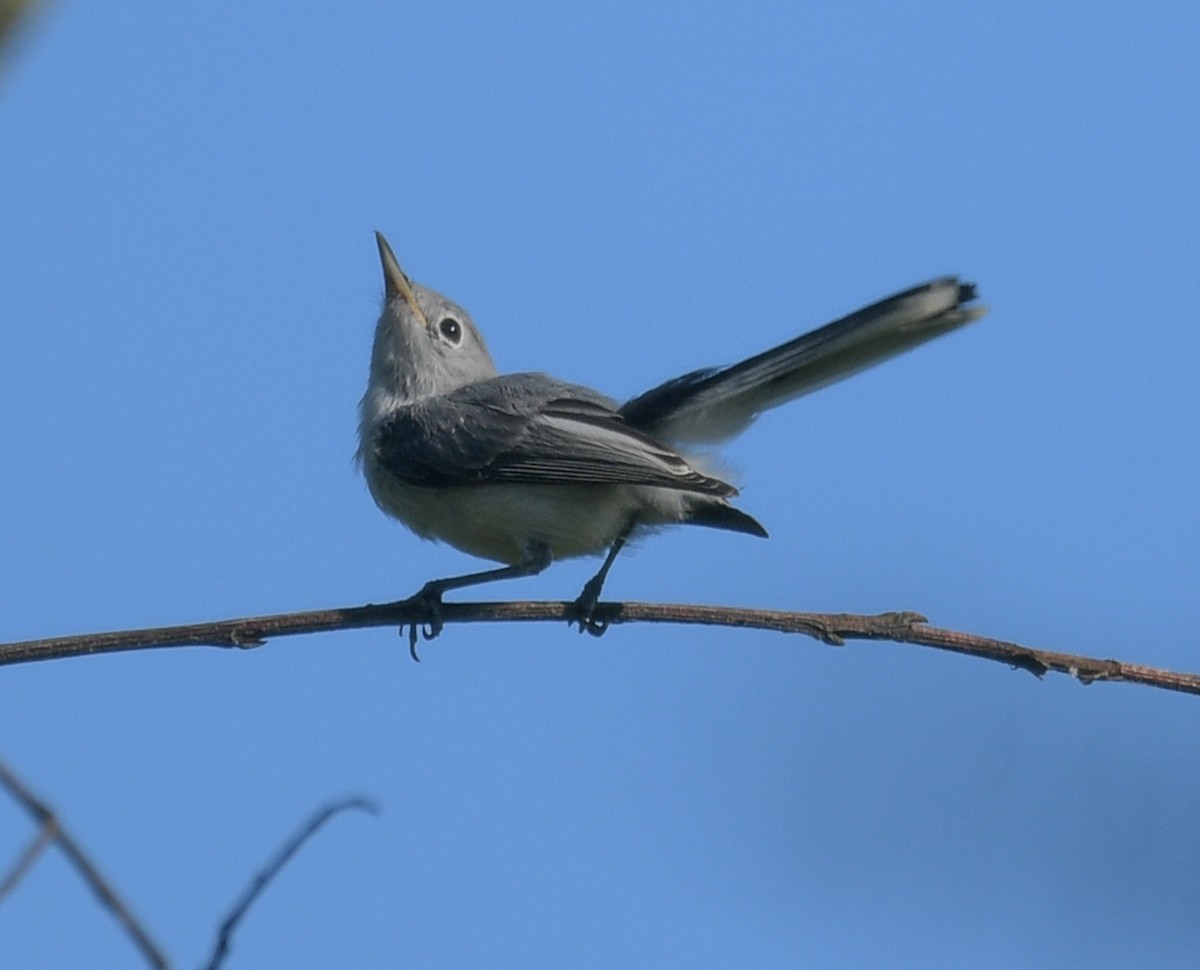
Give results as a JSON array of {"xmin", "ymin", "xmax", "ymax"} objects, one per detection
[{"xmin": 365, "ymin": 463, "xmax": 686, "ymax": 564}]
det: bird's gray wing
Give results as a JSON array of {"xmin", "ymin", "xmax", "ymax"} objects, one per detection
[
  {"xmin": 621, "ymin": 277, "xmax": 987, "ymax": 442},
  {"xmin": 373, "ymin": 373, "xmax": 734, "ymax": 495}
]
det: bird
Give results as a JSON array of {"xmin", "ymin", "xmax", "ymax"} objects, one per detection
[{"xmin": 357, "ymin": 232, "xmax": 986, "ymax": 654}]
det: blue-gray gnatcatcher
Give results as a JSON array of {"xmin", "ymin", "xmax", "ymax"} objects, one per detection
[{"xmin": 358, "ymin": 232, "xmax": 986, "ymax": 648}]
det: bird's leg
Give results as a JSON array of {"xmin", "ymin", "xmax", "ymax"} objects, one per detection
[
  {"xmin": 402, "ymin": 543, "xmax": 552, "ymax": 660},
  {"xmin": 570, "ymin": 518, "xmax": 637, "ymax": 637}
]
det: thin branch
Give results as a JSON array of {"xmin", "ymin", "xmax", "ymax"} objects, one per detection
[
  {"xmin": 201, "ymin": 797, "xmax": 378, "ymax": 970},
  {"xmin": 0, "ymin": 597, "xmax": 1196, "ymax": 695},
  {"xmin": 0, "ymin": 759, "xmax": 170, "ymax": 970},
  {"xmin": 0, "ymin": 818, "xmax": 56, "ymax": 901}
]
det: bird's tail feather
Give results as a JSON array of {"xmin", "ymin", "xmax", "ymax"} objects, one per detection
[
  {"xmin": 621, "ymin": 277, "xmax": 986, "ymax": 443},
  {"xmin": 685, "ymin": 500, "xmax": 769, "ymax": 538}
]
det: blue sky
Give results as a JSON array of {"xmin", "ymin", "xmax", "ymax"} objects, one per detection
[{"xmin": 2, "ymin": 2, "xmax": 1199, "ymax": 967}]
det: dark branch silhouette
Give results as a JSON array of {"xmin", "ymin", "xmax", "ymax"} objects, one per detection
[
  {"xmin": 0, "ymin": 759, "xmax": 170, "ymax": 969},
  {"xmin": 0, "ymin": 818, "xmax": 55, "ymax": 902},
  {"xmin": 1, "ymin": 761, "xmax": 378, "ymax": 970},
  {"xmin": 202, "ymin": 797, "xmax": 378, "ymax": 970},
  {"xmin": 1, "ymin": 598, "xmax": 1197, "ymax": 695}
]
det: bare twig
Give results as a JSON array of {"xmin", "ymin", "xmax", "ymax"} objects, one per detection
[
  {"xmin": 0, "ymin": 759, "xmax": 170, "ymax": 970},
  {"xmin": 201, "ymin": 797, "xmax": 378, "ymax": 970},
  {"xmin": 0, "ymin": 598, "xmax": 1196, "ymax": 695},
  {"xmin": 0, "ymin": 817, "xmax": 56, "ymax": 901}
]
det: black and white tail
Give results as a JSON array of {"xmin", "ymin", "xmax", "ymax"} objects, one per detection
[{"xmin": 621, "ymin": 278, "xmax": 986, "ymax": 443}]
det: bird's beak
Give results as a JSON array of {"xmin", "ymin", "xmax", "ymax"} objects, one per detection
[{"xmin": 375, "ymin": 232, "xmax": 430, "ymax": 329}]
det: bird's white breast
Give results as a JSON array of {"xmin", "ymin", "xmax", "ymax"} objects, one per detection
[{"xmin": 363, "ymin": 455, "xmax": 686, "ymax": 565}]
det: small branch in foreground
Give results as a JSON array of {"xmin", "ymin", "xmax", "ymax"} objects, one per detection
[
  {"xmin": 0, "ymin": 759, "xmax": 169, "ymax": 970},
  {"xmin": 202, "ymin": 797, "xmax": 378, "ymax": 970},
  {"xmin": 1, "ymin": 598, "xmax": 1197, "ymax": 696},
  {"xmin": 1, "ymin": 0, "xmax": 42, "ymax": 52}
]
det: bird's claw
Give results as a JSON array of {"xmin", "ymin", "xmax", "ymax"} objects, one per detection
[
  {"xmin": 400, "ymin": 584, "xmax": 446, "ymax": 661},
  {"xmin": 574, "ymin": 612, "xmax": 610, "ymax": 637},
  {"xmin": 568, "ymin": 580, "xmax": 612, "ymax": 637}
]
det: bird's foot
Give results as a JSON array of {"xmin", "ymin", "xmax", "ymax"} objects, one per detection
[
  {"xmin": 568, "ymin": 577, "xmax": 613, "ymax": 637},
  {"xmin": 399, "ymin": 583, "xmax": 446, "ymax": 661}
]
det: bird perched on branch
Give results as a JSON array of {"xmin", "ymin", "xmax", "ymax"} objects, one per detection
[{"xmin": 358, "ymin": 232, "xmax": 986, "ymax": 654}]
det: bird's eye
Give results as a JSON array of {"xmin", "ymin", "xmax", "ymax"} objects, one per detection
[{"xmin": 438, "ymin": 317, "xmax": 462, "ymax": 344}]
